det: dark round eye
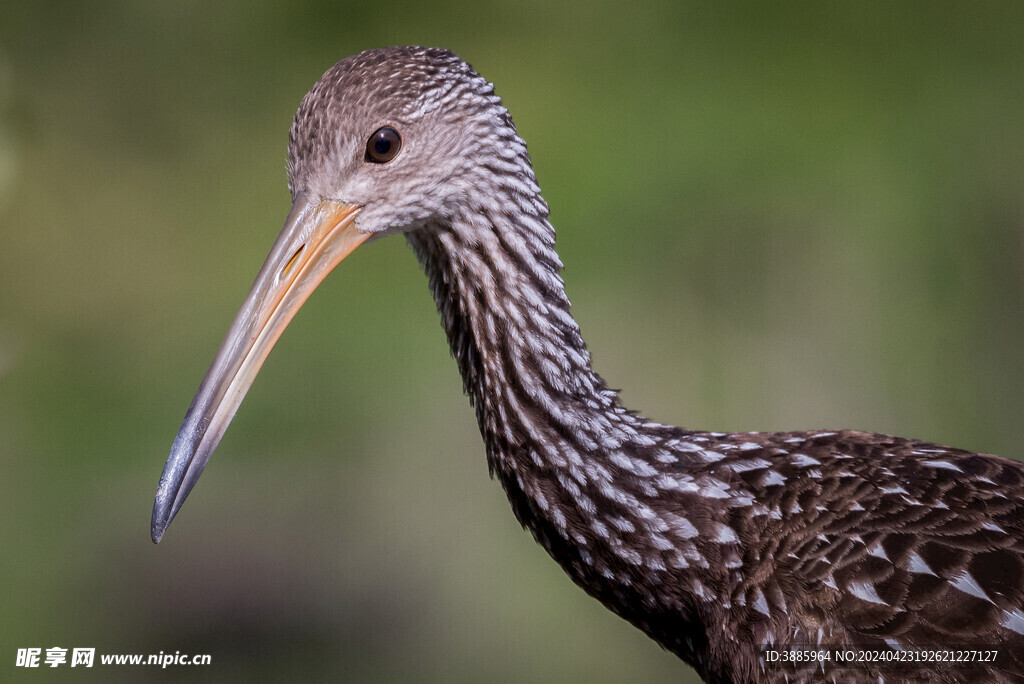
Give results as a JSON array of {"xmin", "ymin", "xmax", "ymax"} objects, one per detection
[{"xmin": 365, "ymin": 126, "xmax": 402, "ymax": 163}]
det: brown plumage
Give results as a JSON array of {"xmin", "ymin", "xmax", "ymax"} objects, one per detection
[{"xmin": 152, "ymin": 47, "xmax": 1024, "ymax": 682}]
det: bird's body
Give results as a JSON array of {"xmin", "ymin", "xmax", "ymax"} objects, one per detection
[{"xmin": 153, "ymin": 47, "xmax": 1024, "ymax": 682}]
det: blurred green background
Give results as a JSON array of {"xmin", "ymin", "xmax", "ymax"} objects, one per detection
[{"xmin": 2, "ymin": 1, "xmax": 1023, "ymax": 681}]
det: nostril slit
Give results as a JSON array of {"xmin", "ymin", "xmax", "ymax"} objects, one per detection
[{"xmin": 282, "ymin": 245, "xmax": 305, "ymax": 278}]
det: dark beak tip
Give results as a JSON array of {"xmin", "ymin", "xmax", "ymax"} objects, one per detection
[{"xmin": 151, "ymin": 498, "xmax": 173, "ymax": 544}]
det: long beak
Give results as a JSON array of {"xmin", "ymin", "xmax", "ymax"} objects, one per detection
[{"xmin": 151, "ymin": 195, "xmax": 366, "ymax": 543}]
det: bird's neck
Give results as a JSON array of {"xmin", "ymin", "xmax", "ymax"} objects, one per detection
[
  {"xmin": 407, "ymin": 205, "xmax": 632, "ymax": 479},
  {"xmin": 406, "ymin": 201, "xmax": 737, "ymax": 614}
]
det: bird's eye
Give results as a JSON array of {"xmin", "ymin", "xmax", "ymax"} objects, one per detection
[{"xmin": 365, "ymin": 126, "xmax": 402, "ymax": 163}]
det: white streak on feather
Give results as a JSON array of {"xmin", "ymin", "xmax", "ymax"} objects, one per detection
[
  {"xmin": 790, "ymin": 453, "xmax": 822, "ymax": 467},
  {"xmin": 752, "ymin": 588, "xmax": 770, "ymax": 616},
  {"xmin": 923, "ymin": 460, "xmax": 963, "ymax": 473},
  {"xmin": 847, "ymin": 581, "xmax": 887, "ymax": 605},
  {"xmin": 1001, "ymin": 608, "xmax": 1024, "ymax": 634},
  {"xmin": 952, "ymin": 571, "xmax": 995, "ymax": 605},
  {"xmin": 907, "ymin": 551, "xmax": 936, "ymax": 576},
  {"xmin": 728, "ymin": 458, "xmax": 772, "ymax": 472}
]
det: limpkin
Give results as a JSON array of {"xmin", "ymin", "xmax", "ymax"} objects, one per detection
[{"xmin": 152, "ymin": 47, "xmax": 1024, "ymax": 682}]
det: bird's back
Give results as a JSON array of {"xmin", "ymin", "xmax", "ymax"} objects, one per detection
[{"xmin": 618, "ymin": 428, "xmax": 1024, "ymax": 682}]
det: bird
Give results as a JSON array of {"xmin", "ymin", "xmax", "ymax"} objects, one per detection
[{"xmin": 152, "ymin": 46, "xmax": 1024, "ymax": 683}]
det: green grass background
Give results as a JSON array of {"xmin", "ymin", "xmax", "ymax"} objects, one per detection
[{"xmin": 2, "ymin": 1, "xmax": 1023, "ymax": 681}]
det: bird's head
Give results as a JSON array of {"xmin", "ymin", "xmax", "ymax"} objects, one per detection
[
  {"xmin": 287, "ymin": 46, "xmax": 521, "ymax": 236},
  {"xmin": 151, "ymin": 47, "xmax": 528, "ymax": 542}
]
